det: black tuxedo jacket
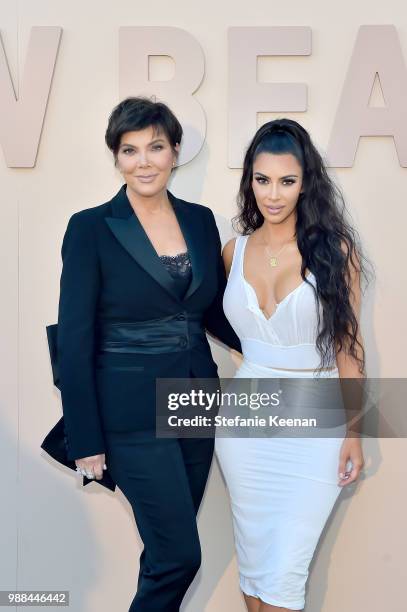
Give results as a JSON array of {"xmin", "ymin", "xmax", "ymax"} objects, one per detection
[{"xmin": 42, "ymin": 184, "xmax": 240, "ymax": 485}]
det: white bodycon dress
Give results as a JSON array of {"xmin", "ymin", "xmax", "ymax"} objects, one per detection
[{"xmin": 215, "ymin": 235, "xmax": 350, "ymax": 610}]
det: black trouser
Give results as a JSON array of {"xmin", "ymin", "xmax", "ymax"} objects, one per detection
[{"xmin": 104, "ymin": 430, "xmax": 214, "ymax": 612}]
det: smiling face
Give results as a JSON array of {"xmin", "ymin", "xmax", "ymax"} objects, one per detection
[
  {"xmin": 116, "ymin": 126, "xmax": 179, "ymax": 198},
  {"xmin": 252, "ymin": 152, "xmax": 304, "ymax": 225}
]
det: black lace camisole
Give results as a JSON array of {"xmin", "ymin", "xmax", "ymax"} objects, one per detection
[{"xmin": 158, "ymin": 251, "xmax": 192, "ymax": 299}]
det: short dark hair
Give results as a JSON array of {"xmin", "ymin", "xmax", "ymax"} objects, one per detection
[{"xmin": 105, "ymin": 96, "xmax": 183, "ymax": 161}]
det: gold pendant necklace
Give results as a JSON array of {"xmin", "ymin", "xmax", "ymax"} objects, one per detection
[{"xmin": 264, "ymin": 237, "xmax": 296, "ymax": 267}]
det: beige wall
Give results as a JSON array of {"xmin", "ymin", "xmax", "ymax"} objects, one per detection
[{"xmin": 1, "ymin": 0, "xmax": 406, "ymax": 610}]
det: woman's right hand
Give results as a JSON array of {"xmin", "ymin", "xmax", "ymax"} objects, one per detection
[{"xmin": 75, "ymin": 454, "xmax": 106, "ymax": 480}]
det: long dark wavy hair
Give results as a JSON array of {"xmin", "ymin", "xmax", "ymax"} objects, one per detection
[{"xmin": 234, "ymin": 119, "xmax": 372, "ymax": 374}]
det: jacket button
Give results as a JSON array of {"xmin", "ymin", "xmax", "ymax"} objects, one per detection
[
  {"xmin": 177, "ymin": 313, "xmax": 186, "ymax": 321},
  {"xmin": 179, "ymin": 336, "xmax": 188, "ymax": 348}
]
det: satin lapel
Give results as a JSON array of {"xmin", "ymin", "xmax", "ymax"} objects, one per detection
[
  {"xmin": 169, "ymin": 193, "xmax": 205, "ymax": 301},
  {"xmin": 105, "ymin": 185, "xmax": 181, "ymax": 302}
]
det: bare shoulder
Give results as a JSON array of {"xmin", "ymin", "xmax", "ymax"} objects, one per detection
[{"xmin": 222, "ymin": 237, "xmax": 237, "ymax": 276}]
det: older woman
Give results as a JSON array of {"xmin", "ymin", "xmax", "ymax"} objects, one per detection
[{"xmin": 42, "ymin": 96, "xmax": 240, "ymax": 611}]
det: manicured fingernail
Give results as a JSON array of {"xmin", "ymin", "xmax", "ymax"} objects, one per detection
[{"xmin": 103, "ymin": 464, "xmax": 107, "ymax": 470}]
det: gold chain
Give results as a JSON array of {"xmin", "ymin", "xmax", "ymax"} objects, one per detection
[{"xmin": 264, "ymin": 237, "xmax": 296, "ymax": 267}]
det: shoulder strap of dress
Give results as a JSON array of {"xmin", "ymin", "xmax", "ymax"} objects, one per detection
[{"xmin": 229, "ymin": 235, "xmax": 246, "ymax": 277}]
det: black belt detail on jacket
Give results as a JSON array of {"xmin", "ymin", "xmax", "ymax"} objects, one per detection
[{"xmin": 98, "ymin": 312, "xmax": 206, "ymax": 354}]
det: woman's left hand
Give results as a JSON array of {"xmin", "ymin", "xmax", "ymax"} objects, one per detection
[{"xmin": 338, "ymin": 436, "xmax": 364, "ymax": 487}]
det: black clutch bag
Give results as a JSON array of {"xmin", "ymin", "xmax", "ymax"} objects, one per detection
[{"xmin": 40, "ymin": 324, "xmax": 116, "ymax": 491}]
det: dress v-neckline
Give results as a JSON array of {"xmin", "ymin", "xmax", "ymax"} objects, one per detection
[{"xmin": 240, "ymin": 235, "xmax": 314, "ymax": 322}]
